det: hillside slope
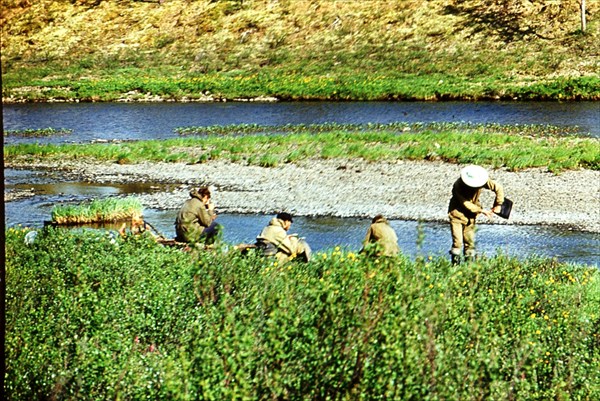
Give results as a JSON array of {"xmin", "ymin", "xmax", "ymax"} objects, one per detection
[{"xmin": 2, "ymin": 0, "xmax": 599, "ymax": 101}]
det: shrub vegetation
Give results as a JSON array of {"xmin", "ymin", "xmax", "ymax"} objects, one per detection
[{"xmin": 5, "ymin": 226, "xmax": 600, "ymax": 400}]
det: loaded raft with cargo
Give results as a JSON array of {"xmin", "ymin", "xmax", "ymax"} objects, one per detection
[
  {"xmin": 45, "ymin": 196, "xmax": 262, "ymax": 252},
  {"xmin": 45, "ymin": 196, "xmax": 192, "ymax": 248}
]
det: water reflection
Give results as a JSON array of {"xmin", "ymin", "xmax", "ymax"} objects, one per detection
[{"xmin": 6, "ymin": 180, "xmax": 177, "ymax": 196}]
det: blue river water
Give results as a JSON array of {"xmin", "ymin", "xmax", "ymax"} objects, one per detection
[
  {"xmin": 3, "ymin": 100, "xmax": 599, "ymax": 144},
  {"xmin": 3, "ymin": 101, "xmax": 599, "ymax": 265},
  {"xmin": 4, "ymin": 195, "xmax": 599, "ymax": 266}
]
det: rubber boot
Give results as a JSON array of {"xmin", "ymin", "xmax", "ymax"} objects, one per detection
[
  {"xmin": 451, "ymin": 254, "xmax": 461, "ymax": 266},
  {"xmin": 448, "ymin": 248, "xmax": 461, "ymax": 266},
  {"xmin": 450, "ymin": 249, "xmax": 462, "ymax": 266},
  {"xmin": 464, "ymin": 250, "xmax": 476, "ymax": 264}
]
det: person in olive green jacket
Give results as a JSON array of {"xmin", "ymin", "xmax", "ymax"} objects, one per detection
[
  {"xmin": 361, "ymin": 214, "xmax": 400, "ymax": 257},
  {"xmin": 448, "ymin": 165, "xmax": 504, "ymax": 264},
  {"xmin": 175, "ymin": 186, "xmax": 221, "ymax": 245},
  {"xmin": 255, "ymin": 212, "xmax": 311, "ymax": 263}
]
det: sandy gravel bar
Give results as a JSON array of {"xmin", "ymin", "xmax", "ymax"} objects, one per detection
[{"xmin": 6, "ymin": 159, "xmax": 600, "ymax": 233}]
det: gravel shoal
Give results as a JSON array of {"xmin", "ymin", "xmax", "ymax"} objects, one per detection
[{"xmin": 7, "ymin": 159, "xmax": 600, "ymax": 233}]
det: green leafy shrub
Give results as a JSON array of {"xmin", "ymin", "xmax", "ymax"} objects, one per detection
[{"xmin": 5, "ymin": 227, "xmax": 600, "ymax": 400}]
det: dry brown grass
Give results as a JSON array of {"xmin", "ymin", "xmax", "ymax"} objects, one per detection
[{"xmin": 2, "ymin": 0, "xmax": 598, "ymax": 84}]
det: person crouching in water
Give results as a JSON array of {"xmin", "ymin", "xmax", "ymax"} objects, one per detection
[
  {"xmin": 361, "ymin": 214, "xmax": 400, "ymax": 257},
  {"xmin": 448, "ymin": 165, "xmax": 504, "ymax": 265},
  {"xmin": 175, "ymin": 186, "xmax": 222, "ymax": 246},
  {"xmin": 119, "ymin": 215, "xmax": 158, "ymax": 240},
  {"xmin": 255, "ymin": 212, "xmax": 311, "ymax": 263}
]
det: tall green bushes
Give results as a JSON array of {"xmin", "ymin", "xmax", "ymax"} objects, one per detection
[{"xmin": 5, "ymin": 227, "xmax": 600, "ymax": 400}]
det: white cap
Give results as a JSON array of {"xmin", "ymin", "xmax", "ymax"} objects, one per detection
[{"xmin": 460, "ymin": 165, "xmax": 489, "ymax": 188}]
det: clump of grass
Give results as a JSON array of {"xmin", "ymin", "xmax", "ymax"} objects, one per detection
[
  {"xmin": 174, "ymin": 122, "xmax": 584, "ymax": 137},
  {"xmin": 5, "ymin": 127, "xmax": 72, "ymax": 137},
  {"xmin": 51, "ymin": 196, "xmax": 143, "ymax": 225},
  {"xmin": 258, "ymin": 154, "xmax": 280, "ymax": 167}
]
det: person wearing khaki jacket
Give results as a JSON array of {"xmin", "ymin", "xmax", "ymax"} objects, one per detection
[
  {"xmin": 175, "ymin": 186, "xmax": 221, "ymax": 244},
  {"xmin": 448, "ymin": 165, "xmax": 504, "ymax": 264},
  {"xmin": 255, "ymin": 212, "xmax": 311, "ymax": 263},
  {"xmin": 361, "ymin": 214, "xmax": 400, "ymax": 257}
]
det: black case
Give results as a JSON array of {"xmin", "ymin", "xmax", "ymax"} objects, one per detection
[{"xmin": 495, "ymin": 197, "xmax": 513, "ymax": 219}]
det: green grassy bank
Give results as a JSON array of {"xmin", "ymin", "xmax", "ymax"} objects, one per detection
[
  {"xmin": 4, "ymin": 71, "xmax": 600, "ymax": 102},
  {"xmin": 2, "ymin": 0, "xmax": 599, "ymax": 101},
  {"xmin": 5, "ymin": 226, "xmax": 600, "ymax": 400},
  {"xmin": 5, "ymin": 123, "xmax": 600, "ymax": 172}
]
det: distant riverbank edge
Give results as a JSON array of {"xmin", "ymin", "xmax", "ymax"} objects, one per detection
[{"xmin": 3, "ymin": 74, "xmax": 599, "ymax": 103}]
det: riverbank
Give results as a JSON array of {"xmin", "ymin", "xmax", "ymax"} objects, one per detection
[
  {"xmin": 3, "ymin": 1, "xmax": 599, "ymax": 102},
  {"xmin": 4, "ymin": 75, "xmax": 599, "ymax": 103},
  {"xmin": 6, "ymin": 158, "xmax": 600, "ymax": 233}
]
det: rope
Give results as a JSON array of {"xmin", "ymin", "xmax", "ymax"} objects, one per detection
[{"xmin": 144, "ymin": 220, "xmax": 167, "ymax": 239}]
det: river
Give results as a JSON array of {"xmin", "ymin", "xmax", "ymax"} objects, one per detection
[
  {"xmin": 3, "ymin": 101, "xmax": 599, "ymax": 144},
  {"xmin": 3, "ymin": 101, "xmax": 599, "ymax": 266}
]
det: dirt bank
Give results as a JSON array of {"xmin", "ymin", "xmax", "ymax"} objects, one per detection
[{"xmin": 6, "ymin": 158, "xmax": 600, "ymax": 233}]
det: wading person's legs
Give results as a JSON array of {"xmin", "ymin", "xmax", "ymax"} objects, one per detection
[
  {"xmin": 199, "ymin": 221, "xmax": 222, "ymax": 245},
  {"xmin": 450, "ymin": 220, "xmax": 464, "ymax": 265},
  {"xmin": 463, "ymin": 219, "xmax": 477, "ymax": 262}
]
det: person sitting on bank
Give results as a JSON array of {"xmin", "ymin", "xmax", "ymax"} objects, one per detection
[
  {"xmin": 360, "ymin": 214, "xmax": 400, "ymax": 257},
  {"xmin": 255, "ymin": 212, "xmax": 311, "ymax": 263},
  {"xmin": 175, "ymin": 186, "xmax": 221, "ymax": 245},
  {"xmin": 448, "ymin": 165, "xmax": 504, "ymax": 265}
]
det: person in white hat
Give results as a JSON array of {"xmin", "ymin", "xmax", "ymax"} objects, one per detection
[{"xmin": 447, "ymin": 165, "xmax": 504, "ymax": 265}]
